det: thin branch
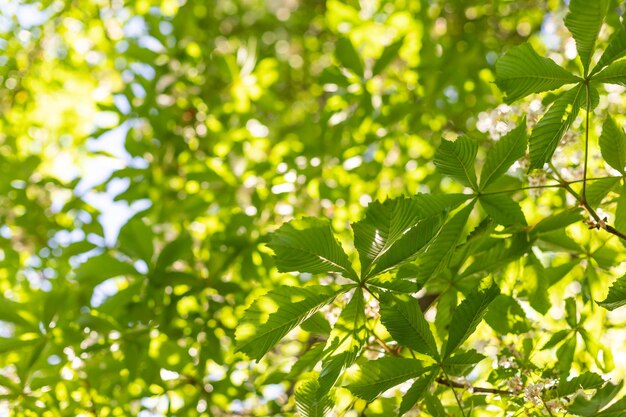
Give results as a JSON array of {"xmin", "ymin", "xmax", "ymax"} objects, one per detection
[
  {"xmin": 476, "ymin": 175, "xmax": 625, "ymax": 197},
  {"xmin": 541, "ymin": 396, "xmax": 555, "ymax": 417},
  {"xmin": 583, "ymin": 79, "xmax": 591, "ymax": 202},
  {"xmin": 435, "ymin": 377, "xmax": 514, "ymax": 396},
  {"xmin": 441, "ymin": 370, "xmax": 467, "ymax": 417},
  {"xmin": 549, "ymin": 164, "xmax": 626, "ymax": 241},
  {"xmin": 477, "ymin": 182, "xmax": 565, "ymax": 196}
]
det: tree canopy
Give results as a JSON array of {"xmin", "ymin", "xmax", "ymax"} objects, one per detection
[{"xmin": 2, "ymin": 0, "xmax": 626, "ymax": 416}]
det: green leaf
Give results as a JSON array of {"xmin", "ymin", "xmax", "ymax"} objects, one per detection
[
  {"xmin": 335, "ymin": 37, "xmax": 364, "ymax": 76},
  {"xmin": 460, "ymin": 233, "xmax": 529, "ymax": 278},
  {"xmin": 413, "ymin": 202, "xmax": 475, "ymax": 284},
  {"xmin": 287, "ymin": 343, "xmax": 327, "ymax": 379},
  {"xmin": 117, "ymin": 215, "xmax": 154, "ymax": 262},
  {"xmin": 367, "ymin": 275, "xmax": 416, "ymax": 293},
  {"xmin": 0, "ymin": 335, "xmax": 42, "ymax": 354},
  {"xmin": 154, "ymin": 231, "xmax": 192, "ymax": 272},
  {"xmin": 484, "ymin": 295, "xmax": 531, "ymax": 334},
  {"xmin": 557, "ymin": 336, "xmax": 577, "ymax": 374},
  {"xmin": 353, "ymin": 197, "xmax": 445, "ymax": 279},
  {"xmin": 0, "ymin": 298, "xmax": 38, "ymax": 330},
  {"xmin": 236, "ymin": 285, "xmax": 342, "ymax": 360},
  {"xmin": 542, "ymin": 329, "xmax": 571, "ymax": 350},
  {"xmin": 480, "ymin": 120, "xmax": 528, "ymax": 189},
  {"xmin": 379, "ymin": 293, "xmax": 439, "ymax": 358},
  {"xmin": 444, "ymin": 281, "xmax": 500, "ymax": 357},
  {"xmin": 345, "ymin": 357, "xmax": 429, "ymax": 402},
  {"xmin": 597, "ymin": 274, "xmax": 626, "ymax": 310},
  {"xmin": 295, "ymin": 378, "xmax": 334, "ymax": 417},
  {"xmin": 616, "ymin": 183, "xmax": 626, "ymax": 235},
  {"xmin": 564, "ymin": 0, "xmax": 607, "ymax": 75},
  {"xmin": 600, "ymin": 117, "xmax": 626, "ymax": 173},
  {"xmin": 586, "ymin": 177, "xmax": 621, "ymax": 207},
  {"xmin": 593, "ymin": 59, "xmax": 626, "ymax": 85},
  {"xmin": 268, "ymin": 217, "xmax": 358, "ymax": 281},
  {"xmin": 558, "ymin": 372, "xmax": 605, "ymax": 397},
  {"xmin": 373, "ymin": 37, "xmax": 404, "ymax": 76},
  {"xmin": 318, "ymin": 289, "xmax": 367, "ymax": 393},
  {"xmin": 398, "ymin": 371, "xmax": 437, "ymax": 416},
  {"xmin": 594, "ymin": 395, "xmax": 626, "ymax": 417},
  {"xmin": 442, "ymin": 349, "xmax": 485, "ymax": 376},
  {"xmin": 495, "ymin": 43, "xmax": 580, "ymax": 103},
  {"xmin": 424, "ymin": 394, "xmax": 447, "ymax": 416},
  {"xmin": 565, "ymin": 297, "xmax": 578, "ymax": 328},
  {"xmin": 74, "ymin": 254, "xmax": 138, "ymax": 286},
  {"xmin": 532, "ymin": 208, "xmax": 584, "ymax": 234},
  {"xmin": 301, "ymin": 312, "xmax": 332, "ymax": 335},
  {"xmin": 478, "ymin": 193, "xmax": 526, "ymax": 226},
  {"xmin": 528, "ymin": 84, "xmax": 585, "ymax": 169},
  {"xmin": 591, "ymin": 23, "xmax": 626, "ymax": 76},
  {"xmin": 569, "ymin": 381, "xmax": 623, "ymax": 415},
  {"xmin": 434, "ymin": 137, "xmax": 478, "ymax": 189}
]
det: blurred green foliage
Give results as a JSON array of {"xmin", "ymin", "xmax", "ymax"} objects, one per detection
[{"xmin": 1, "ymin": 0, "xmax": 626, "ymax": 416}]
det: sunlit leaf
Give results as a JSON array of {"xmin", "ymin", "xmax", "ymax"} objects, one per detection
[
  {"xmin": 495, "ymin": 43, "xmax": 580, "ymax": 103},
  {"xmin": 484, "ymin": 295, "xmax": 531, "ymax": 334},
  {"xmin": 593, "ymin": 59, "xmax": 626, "ymax": 86},
  {"xmin": 597, "ymin": 274, "xmax": 626, "ymax": 311},
  {"xmin": 434, "ymin": 137, "xmax": 478, "ymax": 189},
  {"xmin": 318, "ymin": 289, "xmax": 367, "ymax": 393},
  {"xmin": 379, "ymin": 293, "xmax": 438, "ymax": 358},
  {"xmin": 558, "ymin": 372, "xmax": 605, "ymax": 397},
  {"xmin": 478, "ymin": 193, "xmax": 526, "ymax": 226},
  {"xmin": 591, "ymin": 23, "xmax": 626, "ymax": 76},
  {"xmin": 236, "ymin": 285, "xmax": 343, "ymax": 360},
  {"xmin": 398, "ymin": 371, "xmax": 437, "ymax": 416},
  {"xmin": 444, "ymin": 281, "xmax": 500, "ymax": 357},
  {"xmin": 413, "ymin": 202, "xmax": 475, "ymax": 284},
  {"xmin": 528, "ymin": 84, "xmax": 585, "ymax": 169},
  {"xmin": 442, "ymin": 349, "xmax": 485, "ymax": 376},
  {"xmin": 295, "ymin": 378, "xmax": 334, "ymax": 417},
  {"xmin": 335, "ymin": 37, "xmax": 364, "ymax": 76},
  {"xmin": 353, "ymin": 196, "xmax": 452, "ymax": 279},
  {"xmin": 268, "ymin": 217, "xmax": 358, "ymax": 281},
  {"xmin": 599, "ymin": 116, "xmax": 626, "ymax": 173},
  {"xmin": 480, "ymin": 120, "xmax": 527, "ymax": 189},
  {"xmin": 569, "ymin": 381, "xmax": 623, "ymax": 415},
  {"xmin": 564, "ymin": 0, "xmax": 607, "ymax": 75},
  {"xmin": 373, "ymin": 37, "xmax": 405, "ymax": 76},
  {"xmin": 345, "ymin": 357, "xmax": 430, "ymax": 402}
]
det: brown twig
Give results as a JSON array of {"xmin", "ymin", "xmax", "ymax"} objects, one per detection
[{"xmin": 435, "ymin": 377, "xmax": 514, "ymax": 396}]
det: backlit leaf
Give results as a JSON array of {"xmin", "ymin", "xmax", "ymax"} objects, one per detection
[
  {"xmin": 564, "ymin": 0, "xmax": 607, "ymax": 75},
  {"xmin": 444, "ymin": 281, "xmax": 500, "ymax": 357},
  {"xmin": 268, "ymin": 217, "xmax": 358, "ymax": 281},
  {"xmin": 528, "ymin": 84, "xmax": 585, "ymax": 169},
  {"xmin": 236, "ymin": 285, "xmax": 343, "ymax": 360},
  {"xmin": 434, "ymin": 137, "xmax": 478, "ymax": 189},
  {"xmin": 345, "ymin": 357, "xmax": 429, "ymax": 402},
  {"xmin": 495, "ymin": 43, "xmax": 580, "ymax": 103}
]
